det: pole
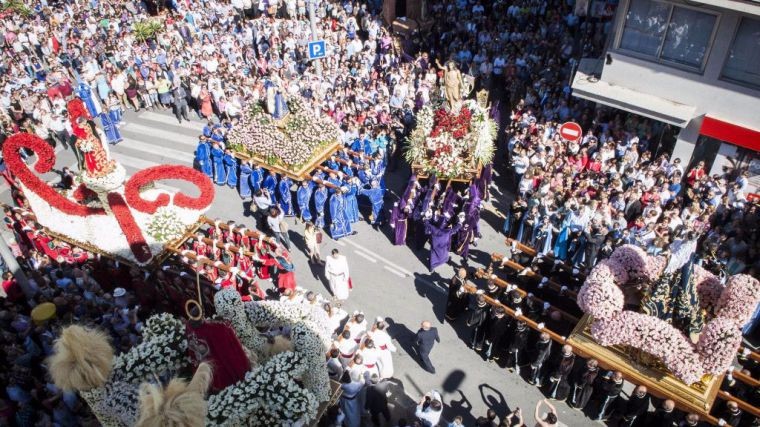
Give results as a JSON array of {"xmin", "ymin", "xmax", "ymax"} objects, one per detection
[
  {"xmin": 0, "ymin": 232, "xmax": 33, "ymax": 299},
  {"xmin": 308, "ymin": 0, "xmax": 323, "ymax": 76}
]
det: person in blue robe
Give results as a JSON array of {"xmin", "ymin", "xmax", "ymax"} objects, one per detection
[
  {"xmin": 370, "ymin": 154, "xmax": 386, "ymax": 190},
  {"xmin": 351, "ymin": 133, "xmax": 373, "ymax": 156},
  {"xmin": 77, "ymin": 82, "xmax": 102, "ymax": 117},
  {"xmin": 314, "ymin": 183, "xmax": 328, "ymax": 229},
  {"xmin": 326, "ymin": 155, "xmax": 340, "ymax": 171},
  {"xmin": 553, "ymin": 210, "xmax": 580, "ymax": 261},
  {"xmin": 223, "ymin": 150, "xmax": 238, "ymax": 188},
  {"xmin": 344, "ymin": 179, "xmax": 360, "ymax": 223},
  {"xmin": 202, "ymin": 121, "xmax": 215, "ymax": 137},
  {"xmin": 358, "ymin": 183, "xmax": 385, "ymax": 226},
  {"xmin": 210, "ymin": 143, "xmax": 225, "ymax": 185},
  {"xmin": 238, "ymin": 160, "xmax": 253, "ymax": 198},
  {"xmin": 210, "ymin": 127, "xmax": 225, "ymax": 144},
  {"xmin": 99, "ymin": 112, "xmax": 123, "ymax": 145},
  {"xmin": 194, "ymin": 137, "xmax": 212, "ymax": 178},
  {"xmin": 357, "ymin": 165, "xmax": 372, "ymax": 187},
  {"xmin": 326, "ymin": 172, "xmax": 341, "ymax": 194},
  {"xmin": 329, "ymin": 188, "xmax": 353, "ymax": 240},
  {"xmin": 263, "ymin": 171, "xmax": 278, "ymax": 204},
  {"xmin": 278, "ymin": 176, "xmax": 294, "ymax": 216},
  {"xmin": 251, "ymin": 165, "xmax": 264, "ymax": 192},
  {"xmin": 297, "ymin": 180, "xmax": 314, "ymax": 222}
]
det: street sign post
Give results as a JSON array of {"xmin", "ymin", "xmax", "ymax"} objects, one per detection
[
  {"xmin": 558, "ymin": 121, "xmax": 583, "ymax": 142},
  {"xmin": 308, "ymin": 40, "xmax": 327, "ymax": 60}
]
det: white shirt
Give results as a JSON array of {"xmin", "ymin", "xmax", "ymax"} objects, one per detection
[{"xmin": 267, "ymin": 209, "xmax": 285, "ymax": 233}]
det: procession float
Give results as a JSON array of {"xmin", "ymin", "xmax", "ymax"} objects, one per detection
[
  {"xmin": 226, "ymin": 77, "xmax": 342, "ymax": 181},
  {"xmin": 481, "ymin": 237, "xmax": 760, "ymax": 423},
  {"xmin": 2, "ymin": 100, "xmax": 337, "ymax": 425}
]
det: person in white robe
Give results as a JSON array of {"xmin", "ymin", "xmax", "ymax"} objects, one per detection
[
  {"xmin": 325, "ymin": 249, "xmax": 351, "ymax": 300},
  {"xmin": 368, "ymin": 318, "xmax": 397, "ymax": 379}
]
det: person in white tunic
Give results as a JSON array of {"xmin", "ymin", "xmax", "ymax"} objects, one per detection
[
  {"xmin": 358, "ymin": 339, "xmax": 382, "ymax": 378},
  {"xmin": 368, "ymin": 318, "xmax": 397, "ymax": 379},
  {"xmin": 323, "ymin": 302, "xmax": 349, "ymax": 337},
  {"xmin": 344, "ymin": 312, "xmax": 368, "ymax": 344},
  {"xmin": 325, "ymin": 249, "xmax": 351, "ymax": 300}
]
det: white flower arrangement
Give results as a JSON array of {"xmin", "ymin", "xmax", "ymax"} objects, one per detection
[
  {"xmin": 146, "ymin": 206, "xmax": 187, "ymax": 243},
  {"xmin": 211, "ymin": 288, "xmax": 332, "ymax": 423}
]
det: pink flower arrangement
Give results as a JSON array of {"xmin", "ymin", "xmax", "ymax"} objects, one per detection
[
  {"xmin": 696, "ymin": 317, "xmax": 742, "ymax": 374},
  {"xmin": 716, "ymin": 275, "xmax": 760, "ymax": 326},
  {"xmin": 579, "ymin": 244, "xmax": 760, "ymax": 384}
]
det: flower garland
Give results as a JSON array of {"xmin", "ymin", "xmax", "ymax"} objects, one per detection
[
  {"xmin": 578, "ymin": 244, "xmax": 760, "ymax": 384},
  {"xmin": 124, "ymin": 165, "xmax": 215, "ymax": 214},
  {"xmin": 227, "ymin": 97, "xmax": 340, "ymax": 168},
  {"xmin": 2, "ymin": 133, "xmax": 106, "ymax": 216},
  {"xmin": 146, "ymin": 206, "xmax": 186, "ymax": 243}
]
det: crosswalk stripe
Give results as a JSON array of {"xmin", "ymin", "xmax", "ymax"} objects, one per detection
[
  {"xmin": 116, "ymin": 137, "xmax": 193, "ymax": 165},
  {"xmin": 138, "ymin": 111, "xmax": 206, "ymax": 131},
  {"xmin": 121, "ymin": 123, "xmax": 199, "ymax": 148}
]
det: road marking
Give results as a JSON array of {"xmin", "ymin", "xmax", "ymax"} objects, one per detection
[
  {"xmin": 334, "ymin": 240, "xmax": 345, "ymax": 247},
  {"xmin": 116, "ymin": 138, "xmax": 193, "ymax": 164},
  {"xmin": 343, "ymin": 238, "xmax": 412, "ymax": 276},
  {"xmin": 383, "ymin": 265, "xmax": 405, "ymax": 277},
  {"xmin": 138, "ymin": 111, "xmax": 206, "ymax": 131},
  {"xmin": 122, "ymin": 123, "xmax": 199, "ymax": 148},
  {"xmin": 354, "ymin": 249, "xmax": 377, "ymax": 263}
]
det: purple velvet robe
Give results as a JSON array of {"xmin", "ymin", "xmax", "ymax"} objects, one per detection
[{"xmin": 426, "ymin": 220, "xmax": 462, "ymax": 271}]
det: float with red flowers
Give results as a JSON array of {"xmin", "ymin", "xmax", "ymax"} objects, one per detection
[
  {"xmin": 405, "ymin": 99, "xmax": 496, "ymax": 181},
  {"xmin": 3, "ymin": 109, "xmax": 215, "ymax": 265}
]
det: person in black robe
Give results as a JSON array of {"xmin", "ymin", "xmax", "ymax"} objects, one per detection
[
  {"xmin": 504, "ymin": 195, "xmax": 527, "ymax": 239},
  {"xmin": 483, "ymin": 306, "xmax": 510, "ymax": 362},
  {"xmin": 366, "ymin": 374, "xmax": 391, "ymax": 426},
  {"xmin": 583, "ymin": 223, "xmax": 606, "ymax": 268},
  {"xmin": 717, "ymin": 400, "xmax": 742, "ymax": 427},
  {"xmin": 547, "ymin": 344, "xmax": 575, "ymax": 400},
  {"xmin": 445, "ymin": 268, "xmax": 469, "ymax": 321},
  {"xmin": 620, "ymin": 385, "xmax": 649, "ymax": 427},
  {"xmin": 467, "ymin": 294, "xmax": 491, "ymax": 351},
  {"xmin": 648, "ymin": 399, "xmax": 679, "ymax": 427},
  {"xmin": 485, "ymin": 276, "xmax": 504, "ymax": 301},
  {"xmin": 528, "ymin": 332, "xmax": 552, "ymax": 386},
  {"xmin": 568, "ymin": 358, "xmax": 599, "ymax": 410},
  {"xmin": 504, "ymin": 321, "xmax": 529, "ymax": 373},
  {"xmin": 594, "ymin": 371, "xmax": 625, "ymax": 421}
]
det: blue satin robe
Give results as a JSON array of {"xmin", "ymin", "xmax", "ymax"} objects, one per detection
[
  {"xmin": 278, "ymin": 177, "xmax": 294, "ymax": 216},
  {"xmin": 223, "ymin": 154, "xmax": 238, "ymax": 188},
  {"xmin": 251, "ymin": 167, "xmax": 264, "ymax": 191},
  {"xmin": 329, "ymin": 193, "xmax": 352, "ymax": 239},
  {"xmin": 238, "ymin": 163, "xmax": 253, "ymax": 198},
  {"xmin": 359, "ymin": 187, "xmax": 385, "ymax": 224},
  {"xmin": 314, "ymin": 187, "xmax": 328, "ymax": 228},
  {"xmin": 297, "ymin": 182, "xmax": 314, "ymax": 221},
  {"xmin": 210, "ymin": 147, "xmax": 225, "ymax": 185},
  {"xmin": 263, "ymin": 174, "xmax": 278, "ymax": 204},
  {"xmin": 195, "ymin": 142, "xmax": 212, "ymax": 177},
  {"xmin": 344, "ymin": 183, "xmax": 360, "ymax": 223}
]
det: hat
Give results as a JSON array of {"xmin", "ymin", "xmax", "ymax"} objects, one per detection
[{"xmin": 113, "ymin": 287, "xmax": 127, "ymax": 298}]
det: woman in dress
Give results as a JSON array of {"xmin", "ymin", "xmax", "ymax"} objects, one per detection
[
  {"xmin": 199, "ymin": 87, "xmax": 214, "ymax": 119},
  {"xmin": 304, "ymin": 222, "xmax": 322, "ymax": 264},
  {"xmin": 156, "ymin": 76, "xmax": 173, "ymax": 109}
]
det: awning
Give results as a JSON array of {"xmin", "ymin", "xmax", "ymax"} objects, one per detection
[
  {"xmin": 700, "ymin": 116, "xmax": 760, "ymax": 152},
  {"xmin": 571, "ymin": 59, "xmax": 696, "ymax": 127}
]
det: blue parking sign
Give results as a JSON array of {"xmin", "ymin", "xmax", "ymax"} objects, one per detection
[{"xmin": 308, "ymin": 40, "xmax": 326, "ymax": 60}]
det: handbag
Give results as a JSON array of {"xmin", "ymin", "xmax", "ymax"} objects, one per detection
[{"xmin": 348, "ymin": 277, "xmax": 353, "ymax": 289}]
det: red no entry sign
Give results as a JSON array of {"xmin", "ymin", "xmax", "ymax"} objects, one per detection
[{"xmin": 558, "ymin": 122, "xmax": 583, "ymax": 142}]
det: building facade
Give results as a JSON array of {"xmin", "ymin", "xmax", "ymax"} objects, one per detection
[{"xmin": 572, "ymin": 0, "xmax": 760, "ymax": 191}]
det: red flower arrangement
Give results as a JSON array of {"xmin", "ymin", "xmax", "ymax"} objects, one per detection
[
  {"xmin": 72, "ymin": 184, "xmax": 97, "ymax": 203},
  {"xmin": 106, "ymin": 192, "xmax": 152, "ymax": 263},
  {"xmin": 2, "ymin": 133, "xmax": 105, "ymax": 217},
  {"xmin": 429, "ymin": 107, "xmax": 472, "ymax": 140},
  {"xmin": 124, "ymin": 165, "xmax": 215, "ymax": 214}
]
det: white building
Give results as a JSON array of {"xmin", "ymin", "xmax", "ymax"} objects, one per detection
[{"xmin": 572, "ymin": 0, "xmax": 760, "ymax": 191}]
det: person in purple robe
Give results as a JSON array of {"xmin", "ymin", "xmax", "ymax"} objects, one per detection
[
  {"xmin": 454, "ymin": 212, "xmax": 475, "ymax": 263},
  {"xmin": 425, "ymin": 215, "xmax": 463, "ymax": 271},
  {"xmin": 476, "ymin": 163, "xmax": 494, "ymax": 202}
]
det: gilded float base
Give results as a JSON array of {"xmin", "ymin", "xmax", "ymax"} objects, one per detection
[{"xmin": 567, "ymin": 314, "xmax": 722, "ymax": 416}]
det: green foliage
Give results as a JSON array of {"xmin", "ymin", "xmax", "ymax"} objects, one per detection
[
  {"xmin": 1, "ymin": 0, "xmax": 32, "ymax": 17},
  {"xmin": 133, "ymin": 19, "xmax": 163, "ymax": 42}
]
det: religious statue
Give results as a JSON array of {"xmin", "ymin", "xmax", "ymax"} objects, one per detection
[
  {"xmin": 436, "ymin": 59, "xmax": 464, "ymax": 111},
  {"xmin": 73, "ymin": 117, "xmax": 116, "ymax": 178},
  {"xmin": 641, "ymin": 234, "xmax": 704, "ymax": 339},
  {"xmin": 264, "ymin": 73, "xmax": 289, "ymax": 120}
]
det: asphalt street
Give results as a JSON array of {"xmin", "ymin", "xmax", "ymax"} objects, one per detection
[{"xmin": 0, "ymin": 109, "xmax": 598, "ymax": 426}]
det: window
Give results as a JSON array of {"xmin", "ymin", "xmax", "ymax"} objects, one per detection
[
  {"xmin": 722, "ymin": 18, "xmax": 760, "ymax": 89},
  {"xmin": 618, "ymin": 0, "xmax": 718, "ymax": 70}
]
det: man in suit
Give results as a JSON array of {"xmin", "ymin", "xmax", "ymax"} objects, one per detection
[
  {"xmin": 366, "ymin": 373, "xmax": 391, "ymax": 426},
  {"xmin": 415, "ymin": 320, "xmax": 440, "ymax": 374}
]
